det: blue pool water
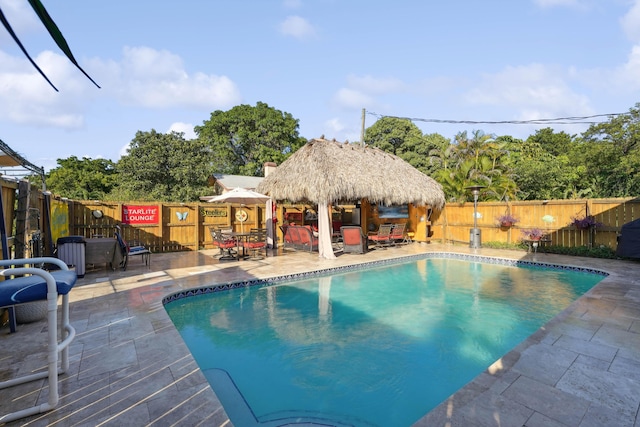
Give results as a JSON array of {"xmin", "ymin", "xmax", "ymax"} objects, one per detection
[{"xmin": 165, "ymin": 257, "xmax": 605, "ymax": 427}]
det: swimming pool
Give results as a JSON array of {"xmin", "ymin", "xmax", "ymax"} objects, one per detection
[{"xmin": 164, "ymin": 255, "xmax": 606, "ymax": 426}]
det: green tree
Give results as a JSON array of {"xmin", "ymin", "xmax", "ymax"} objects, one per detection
[
  {"xmin": 195, "ymin": 102, "xmax": 306, "ymax": 176},
  {"xmin": 578, "ymin": 103, "xmax": 640, "ymax": 197},
  {"xmin": 365, "ymin": 117, "xmax": 449, "ymax": 176},
  {"xmin": 526, "ymin": 127, "xmax": 576, "ymax": 157},
  {"xmin": 365, "ymin": 117, "xmax": 423, "ymax": 154},
  {"xmin": 113, "ymin": 130, "xmax": 213, "ymax": 202},
  {"xmin": 46, "ymin": 156, "xmax": 117, "ymax": 200},
  {"xmin": 433, "ymin": 130, "xmax": 518, "ymax": 202},
  {"xmin": 508, "ymin": 139, "xmax": 579, "ymax": 200}
]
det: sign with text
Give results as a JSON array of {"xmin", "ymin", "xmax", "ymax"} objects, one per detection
[{"xmin": 122, "ymin": 205, "xmax": 159, "ymax": 224}]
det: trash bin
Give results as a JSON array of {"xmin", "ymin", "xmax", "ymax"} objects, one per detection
[
  {"xmin": 56, "ymin": 236, "xmax": 86, "ymax": 277},
  {"xmin": 469, "ymin": 228, "xmax": 481, "ymax": 249}
]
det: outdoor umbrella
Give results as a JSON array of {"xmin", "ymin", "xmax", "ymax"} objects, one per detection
[{"xmin": 208, "ymin": 187, "xmax": 271, "ymax": 233}]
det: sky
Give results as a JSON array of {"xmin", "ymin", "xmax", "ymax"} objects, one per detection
[{"xmin": 1, "ymin": 0, "xmax": 640, "ymax": 174}]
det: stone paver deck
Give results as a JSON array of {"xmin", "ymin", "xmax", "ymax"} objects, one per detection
[{"xmin": 1, "ymin": 243, "xmax": 639, "ymax": 426}]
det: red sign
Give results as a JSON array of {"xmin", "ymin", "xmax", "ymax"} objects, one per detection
[{"xmin": 122, "ymin": 205, "xmax": 159, "ymax": 224}]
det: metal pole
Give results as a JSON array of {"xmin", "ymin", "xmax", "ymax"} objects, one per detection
[
  {"xmin": 360, "ymin": 108, "xmax": 366, "ymax": 146},
  {"xmin": 473, "ymin": 192, "xmax": 478, "ymax": 229}
]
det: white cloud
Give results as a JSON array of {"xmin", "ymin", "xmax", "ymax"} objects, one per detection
[
  {"xmin": 332, "ymin": 88, "xmax": 376, "ymax": 110},
  {"xmin": 464, "ymin": 63, "xmax": 591, "ymax": 115},
  {"xmin": 331, "ymin": 74, "xmax": 406, "ymax": 112},
  {"xmin": 0, "ymin": 0, "xmax": 40, "ymax": 44},
  {"xmin": 279, "ymin": 15, "xmax": 316, "ymax": 39},
  {"xmin": 346, "ymin": 74, "xmax": 405, "ymax": 95},
  {"xmin": 612, "ymin": 44, "xmax": 640, "ymax": 91},
  {"xmin": 620, "ymin": 0, "xmax": 640, "ymax": 43},
  {"xmin": 282, "ymin": 0, "xmax": 302, "ymax": 9},
  {"xmin": 0, "ymin": 50, "xmax": 89, "ymax": 128},
  {"xmin": 168, "ymin": 122, "xmax": 197, "ymax": 139},
  {"xmin": 532, "ymin": 0, "xmax": 580, "ymax": 8},
  {"xmin": 0, "ymin": 44, "xmax": 241, "ymax": 130},
  {"xmin": 324, "ymin": 118, "xmax": 345, "ymax": 134},
  {"xmin": 95, "ymin": 46, "xmax": 242, "ymax": 109}
]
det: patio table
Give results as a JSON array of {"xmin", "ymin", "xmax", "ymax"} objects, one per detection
[{"xmin": 85, "ymin": 237, "xmax": 123, "ymax": 270}]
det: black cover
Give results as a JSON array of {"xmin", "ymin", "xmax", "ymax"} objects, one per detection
[
  {"xmin": 616, "ymin": 218, "xmax": 640, "ymax": 258},
  {"xmin": 56, "ymin": 235, "xmax": 86, "ymax": 245}
]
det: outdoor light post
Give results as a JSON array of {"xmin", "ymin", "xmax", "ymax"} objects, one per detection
[{"xmin": 465, "ymin": 185, "xmax": 485, "ymax": 249}]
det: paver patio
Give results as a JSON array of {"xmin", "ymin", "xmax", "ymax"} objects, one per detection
[{"xmin": 1, "ymin": 243, "xmax": 639, "ymax": 426}]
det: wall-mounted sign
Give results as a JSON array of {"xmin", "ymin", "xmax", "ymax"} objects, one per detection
[
  {"xmin": 122, "ymin": 205, "xmax": 159, "ymax": 224},
  {"xmin": 201, "ymin": 208, "xmax": 228, "ymax": 217},
  {"xmin": 235, "ymin": 209, "xmax": 248, "ymax": 222}
]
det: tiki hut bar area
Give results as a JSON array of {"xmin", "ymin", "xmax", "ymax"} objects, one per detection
[{"xmin": 257, "ymin": 138, "xmax": 446, "ymax": 259}]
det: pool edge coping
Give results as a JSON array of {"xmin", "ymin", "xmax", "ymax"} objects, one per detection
[{"xmin": 162, "ymin": 251, "xmax": 609, "ymax": 306}]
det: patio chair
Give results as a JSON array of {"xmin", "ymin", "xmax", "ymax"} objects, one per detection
[
  {"xmin": 210, "ymin": 227, "xmax": 238, "ymax": 261},
  {"xmin": 340, "ymin": 226, "xmax": 368, "ymax": 254},
  {"xmin": 241, "ymin": 228, "xmax": 268, "ymax": 259},
  {"xmin": 390, "ymin": 223, "xmax": 407, "ymax": 245},
  {"xmin": 0, "ymin": 257, "xmax": 77, "ymax": 423},
  {"xmin": 368, "ymin": 223, "xmax": 393, "ymax": 249},
  {"xmin": 115, "ymin": 226, "xmax": 152, "ymax": 270}
]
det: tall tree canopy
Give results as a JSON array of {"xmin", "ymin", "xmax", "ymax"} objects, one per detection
[
  {"xmin": 365, "ymin": 117, "xmax": 449, "ymax": 176},
  {"xmin": 195, "ymin": 102, "xmax": 306, "ymax": 176},
  {"xmin": 46, "ymin": 156, "xmax": 117, "ymax": 200},
  {"xmin": 578, "ymin": 103, "xmax": 640, "ymax": 197},
  {"xmin": 113, "ymin": 130, "xmax": 213, "ymax": 202}
]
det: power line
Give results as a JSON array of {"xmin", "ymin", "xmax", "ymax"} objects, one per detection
[{"xmin": 366, "ymin": 111, "xmax": 628, "ymax": 125}]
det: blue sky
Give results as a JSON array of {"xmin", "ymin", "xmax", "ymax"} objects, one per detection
[{"xmin": 1, "ymin": 0, "xmax": 639, "ymax": 173}]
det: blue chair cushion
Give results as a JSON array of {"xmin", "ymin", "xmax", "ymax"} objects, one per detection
[
  {"xmin": 0, "ymin": 270, "xmax": 77, "ymax": 307},
  {"xmin": 129, "ymin": 246, "xmax": 150, "ymax": 254}
]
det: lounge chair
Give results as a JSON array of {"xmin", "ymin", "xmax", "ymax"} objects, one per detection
[
  {"xmin": 368, "ymin": 223, "xmax": 393, "ymax": 249},
  {"xmin": 115, "ymin": 226, "xmax": 152, "ymax": 270},
  {"xmin": 279, "ymin": 225, "xmax": 318, "ymax": 252},
  {"xmin": 390, "ymin": 223, "xmax": 407, "ymax": 245},
  {"xmin": 0, "ymin": 257, "xmax": 77, "ymax": 423},
  {"xmin": 210, "ymin": 227, "xmax": 238, "ymax": 261},
  {"xmin": 241, "ymin": 228, "xmax": 268, "ymax": 259},
  {"xmin": 340, "ymin": 226, "xmax": 368, "ymax": 254}
]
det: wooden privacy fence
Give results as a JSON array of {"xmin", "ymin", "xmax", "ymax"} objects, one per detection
[
  {"xmin": 431, "ymin": 197, "xmax": 640, "ymax": 249},
  {"xmin": 69, "ymin": 202, "xmax": 271, "ymax": 252},
  {"xmin": 67, "ymin": 201, "xmax": 432, "ymax": 253},
  {"xmin": 2, "ymin": 185, "xmax": 637, "ymax": 257}
]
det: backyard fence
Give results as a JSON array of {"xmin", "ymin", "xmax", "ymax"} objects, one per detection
[
  {"xmin": 1, "ymin": 175, "xmax": 638, "ymax": 257},
  {"xmin": 431, "ymin": 197, "xmax": 640, "ymax": 249}
]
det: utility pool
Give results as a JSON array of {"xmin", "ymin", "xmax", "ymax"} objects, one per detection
[{"xmin": 164, "ymin": 257, "xmax": 605, "ymax": 427}]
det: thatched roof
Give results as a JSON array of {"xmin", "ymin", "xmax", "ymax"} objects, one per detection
[{"xmin": 257, "ymin": 138, "xmax": 445, "ymax": 209}]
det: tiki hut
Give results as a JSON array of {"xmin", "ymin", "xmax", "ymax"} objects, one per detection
[{"xmin": 257, "ymin": 138, "xmax": 446, "ymax": 259}]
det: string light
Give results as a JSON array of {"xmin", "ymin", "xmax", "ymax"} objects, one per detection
[{"xmin": 366, "ymin": 111, "xmax": 629, "ymax": 125}]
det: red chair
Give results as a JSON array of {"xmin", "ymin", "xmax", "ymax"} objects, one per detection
[
  {"xmin": 241, "ymin": 228, "xmax": 267, "ymax": 259},
  {"xmin": 210, "ymin": 227, "xmax": 238, "ymax": 261},
  {"xmin": 389, "ymin": 223, "xmax": 407, "ymax": 245},
  {"xmin": 341, "ymin": 226, "xmax": 368, "ymax": 254},
  {"xmin": 368, "ymin": 224, "xmax": 393, "ymax": 249}
]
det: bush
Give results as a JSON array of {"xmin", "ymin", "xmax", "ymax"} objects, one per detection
[
  {"xmin": 481, "ymin": 242, "xmax": 620, "ymax": 259},
  {"xmin": 543, "ymin": 245, "xmax": 619, "ymax": 259}
]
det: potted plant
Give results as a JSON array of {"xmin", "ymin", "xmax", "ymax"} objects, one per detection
[
  {"xmin": 496, "ymin": 213, "xmax": 519, "ymax": 228},
  {"xmin": 569, "ymin": 215, "xmax": 602, "ymax": 230},
  {"xmin": 521, "ymin": 228, "xmax": 544, "ymax": 241}
]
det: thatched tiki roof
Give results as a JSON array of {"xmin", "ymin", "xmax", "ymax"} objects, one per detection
[{"xmin": 257, "ymin": 138, "xmax": 446, "ymax": 208}]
